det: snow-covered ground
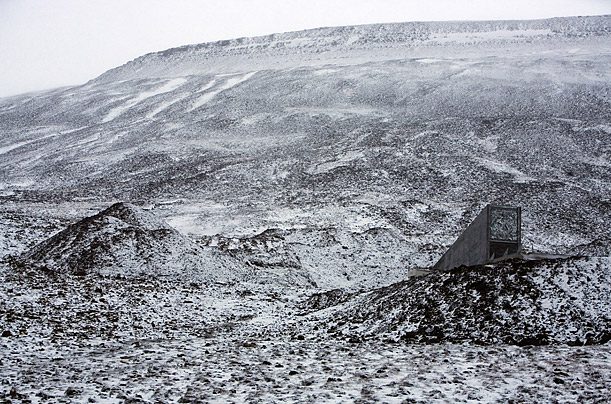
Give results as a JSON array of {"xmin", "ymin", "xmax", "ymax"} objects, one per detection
[
  {"xmin": 1, "ymin": 259, "xmax": 610, "ymax": 404},
  {"xmin": 0, "ymin": 15, "xmax": 610, "ymax": 403},
  {"xmin": 3, "ymin": 335, "xmax": 610, "ymax": 403}
]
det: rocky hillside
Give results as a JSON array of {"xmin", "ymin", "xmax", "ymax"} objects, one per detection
[
  {"xmin": 0, "ymin": 16, "xmax": 610, "ymax": 284},
  {"xmin": 303, "ymin": 256, "xmax": 611, "ymax": 345},
  {"xmin": 14, "ymin": 202, "xmax": 247, "ymax": 284},
  {"xmin": 1, "ymin": 17, "xmax": 610, "ymax": 404},
  {"xmin": 200, "ymin": 226, "xmax": 427, "ymax": 290}
]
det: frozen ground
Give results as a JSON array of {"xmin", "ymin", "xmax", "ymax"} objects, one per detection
[
  {"xmin": 3, "ymin": 336, "xmax": 611, "ymax": 403},
  {"xmin": 1, "ymin": 16, "xmax": 610, "ymax": 403},
  {"xmin": 1, "ymin": 17, "xmax": 609, "ymax": 270},
  {"xmin": 1, "ymin": 263, "xmax": 610, "ymax": 404}
]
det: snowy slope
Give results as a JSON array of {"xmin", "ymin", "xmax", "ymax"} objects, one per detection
[
  {"xmin": 304, "ymin": 256, "xmax": 611, "ymax": 345},
  {"xmin": 2, "ymin": 263, "xmax": 610, "ymax": 402},
  {"xmin": 0, "ymin": 16, "xmax": 610, "ymax": 287},
  {"xmin": 1, "ymin": 16, "xmax": 611, "ymax": 404},
  {"xmin": 15, "ymin": 202, "xmax": 247, "ymax": 283}
]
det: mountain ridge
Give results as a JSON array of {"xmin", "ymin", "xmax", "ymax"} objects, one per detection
[{"xmin": 93, "ymin": 15, "xmax": 611, "ymax": 83}]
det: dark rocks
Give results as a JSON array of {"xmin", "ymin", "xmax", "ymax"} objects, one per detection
[
  {"xmin": 553, "ymin": 377, "xmax": 565, "ymax": 384},
  {"xmin": 311, "ymin": 257, "xmax": 611, "ymax": 346},
  {"xmin": 65, "ymin": 387, "xmax": 82, "ymax": 397},
  {"xmin": 9, "ymin": 387, "xmax": 24, "ymax": 399},
  {"xmin": 303, "ymin": 289, "xmax": 353, "ymax": 312}
]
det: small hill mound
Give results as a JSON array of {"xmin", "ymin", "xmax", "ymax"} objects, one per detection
[
  {"xmin": 16, "ymin": 202, "xmax": 244, "ymax": 283},
  {"xmin": 306, "ymin": 257, "xmax": 611, "ymax": 345}
]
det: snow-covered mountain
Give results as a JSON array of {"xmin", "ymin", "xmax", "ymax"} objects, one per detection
[
  {"xmin": 1, "ymin": 17, "xmax": 609, "ymax": 280},
  {"xmin": 1, "ymin": 16, "xmax": 611, "ymax": 402},
  {"xmin": 0, "ymin": 16, "xmax": 610, "ymax": 288}
]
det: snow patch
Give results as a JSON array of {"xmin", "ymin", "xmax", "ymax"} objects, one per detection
[
  {"xmin": 416, "ymin": 58, "xmax": 443, "ymax": 64},
  {"xmin": 190, "ymin": 72, "xmax": 256, "ymax": 111},
  {"xmin": 475, "ymin": 136, "xmax": 499, "ymax": 153},
  {"xmin": 196, "ymin": 79, "xmax": 217, "ymax": 93},
  {"xmin": 473, "ymin": 157, "xmax": 534, "ymax": 183},
  {"xmin": 313, "ymin": 68, "xmax": 341, "ymax": 75},
  {"xmin": 102, "ymin": 78, "xmax": 187, "ymax": 123},
  {"xmin": 307, "ymin": 150, "xmax": 365, "ymax": 175},
  {"xmin": 146, "ymin": 95, "xmax": 189, "ymax": 119},
  {"xmin": 0, "ymin": 132, "xmax": 58, "ymax": 155}
]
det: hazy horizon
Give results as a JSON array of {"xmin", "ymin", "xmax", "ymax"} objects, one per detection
[{"xmin": 1, "ymin": 0, "xmax": 610, "ymax": 98}]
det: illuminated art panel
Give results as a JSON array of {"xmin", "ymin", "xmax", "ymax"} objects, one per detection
[{"xmin": 489, "ymin": 206, "xmax": 520, "ymax": 242}]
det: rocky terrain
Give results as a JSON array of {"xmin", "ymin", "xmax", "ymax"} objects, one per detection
[
  {"xmin": 1, "ymin": 250, "xmax": 610, "ymax": 403},
  {"xmin": 304, "ymin": 256, "xmax": 611, "ymax": 346},
  {"xmin": 14, "ymin": 202, "xmax": 248, "ymax": 283},
  {"xmin": 0, "ymin": 15, "xmax": 610, "ymax": 403},
  {"xmin": 1, "ymin": 16, "xmax": 610, "ymax": 270}
]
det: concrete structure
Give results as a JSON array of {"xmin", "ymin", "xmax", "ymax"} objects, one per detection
[{"xmin": 434, "ymin": 204, "xmax": 521, "ymax": 270}]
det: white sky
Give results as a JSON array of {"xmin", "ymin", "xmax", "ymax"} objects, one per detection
[{"xmin": 1, "ymin": 0, "xmax": 610, "ymax": 98}]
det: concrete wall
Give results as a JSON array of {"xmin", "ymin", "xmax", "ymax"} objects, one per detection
[
  {"xmin": 433, "ymin": 206, "xmax": 490, "ymax": 270},
  {"xmin": 433, "ymin": 204, "xmax": 521, "ymax": 271}
]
